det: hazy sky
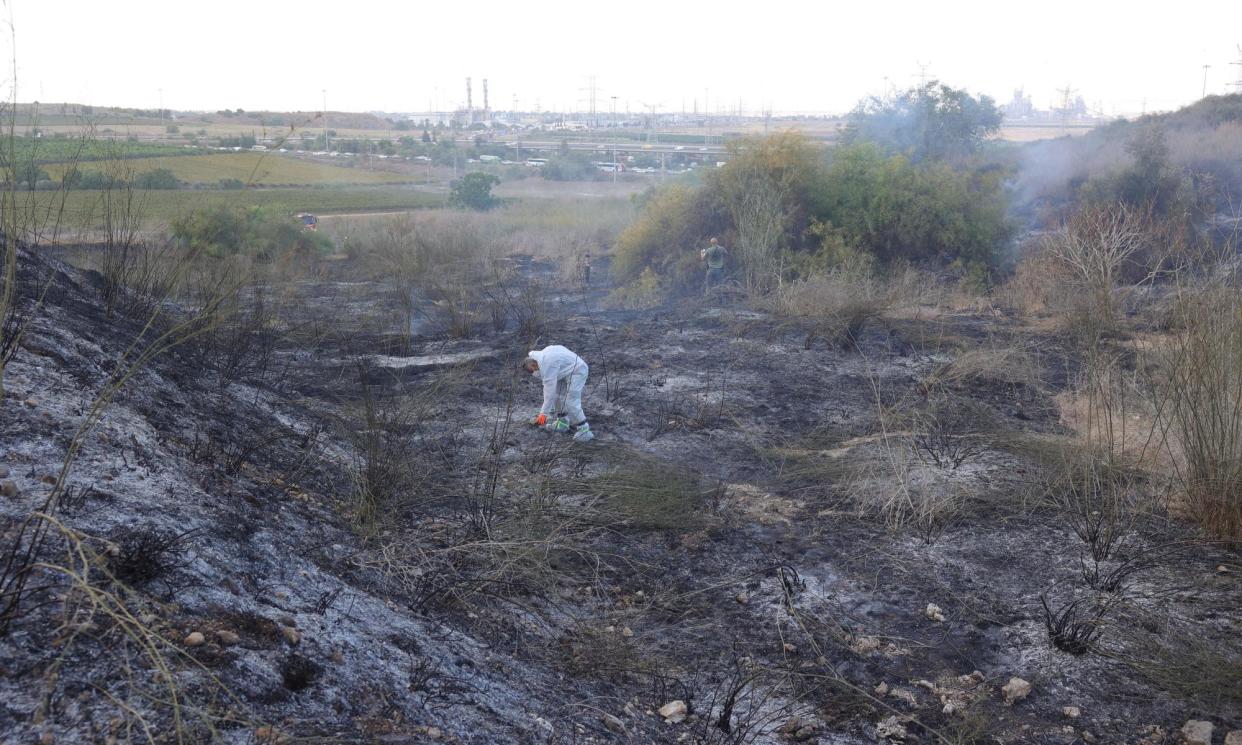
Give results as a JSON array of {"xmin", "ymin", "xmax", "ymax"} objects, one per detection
[{"xmin": 7, "ymin": 0, "xmax": 1242, "ymax": 117}]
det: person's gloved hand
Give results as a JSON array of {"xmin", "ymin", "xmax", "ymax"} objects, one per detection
[{"xmin": 530, "ymin": 413, "xmax": 548, "ymax": 426}]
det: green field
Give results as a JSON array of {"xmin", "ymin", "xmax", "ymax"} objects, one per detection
[
  {"xmin": 35, "ymin": 186, "xmax": 445, "ymax": 225},
  {"xmin": 43, "ymin": 152, "xmax": 414, "ymax": 186},
  {"xmin": 6, "ymin": 136, "xmax": 193, "ymax": 164}
]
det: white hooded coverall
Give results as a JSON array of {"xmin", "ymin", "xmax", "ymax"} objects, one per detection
[{"xmin": 529, "ymin": 346, "xmax": 589, "ymax": 425}]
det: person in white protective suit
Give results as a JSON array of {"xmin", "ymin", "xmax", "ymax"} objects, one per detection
[{"xmin": 522, "ymin": 345, "xmax": 594, "ymax": 442}]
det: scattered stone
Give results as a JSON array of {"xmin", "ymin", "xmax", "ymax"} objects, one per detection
[
  {"xmin": 782, "ymin": 642, "xmax": 797, "ymax": 654},
  {"xmin": 1223, "ymin": 730, "xmax": 1242, "ymax": 745},
  {"xmin": 735, "ymin": 592, "xmax": 749, "ymax": 605},
  {"xmin": 1082, "ymin": 730, "xmax": 1097, "ymax": 743},
  {"xmin": 793, "ymin": 724, "xmax": 818, "ymax": 741},
  {"xmin": 942, "ymin": 702, "xmax": 959, "ymax": 716},
  {"xmin": 1063, "ymin": 706, "xmax": 1081, "ymax": 719},
  {"xmin": 874, "ymin": 681, "xmax": 889, "ymax": 695},
  {"xmin": 40, "ymin": 474, "xmax": 57, "ymax": 485},
  {"xmin": 876, "ymin": 715, "xmax": 908, "ymax": 741},
  {"xmin": 1001, "ymin": 677, "xmax": 1031, "ymax": 705},
  {"xmin": 330, "ymin": 649, "xmax": 345, "ymax": 664},
  {"xmin": 0, "ymin": 465, "xmax": 9, "ymax": 477},
  {"xmin": 216, "ymin": 630, "xmax": 240, "ymax": 646},
  {"xmin": 40, "ymin": 732, "xmax": 54, "ymax": 745},
  {"xmin": 602, "ymin": 714, "xmax": 626, "ymax": 734},
  {"xmin": 0, "ymin": 480, "xmax": 18, "ymax": 498},
  {"xmin": 777, "ymin": 717, "xmax": 802, "ymax": 734},
  {"xmin": 659, "ymin": 700, "xmax": 687, "ymax": 724},
  {"xmin": 183, "ymin": 631, "xmax": 205, "ymax": 647},
  {"xmin": 850, "ymin": 635, "xmax": 882, "ymax": 655},
  {"xmin": 957, "ymin": 670, "xmax": 985, "ymax": 686},
  {"xmin": 278, "ymin": 615, "xmax": 297, "ymax": 628},
  {"xmin": 925, "ymin": 603, "xmax": 946, "ymax": 622},
  {"xmin": 280, "ymin": 626, "xmax": 301, "ymax": 645},
  {"xmin": 889, "ymin": 687, "xmax": 919, "ymax": 707},
  {"xmin": 1181, "ymin": 720, "xmax": 1213, "ymax": 745},
  {"xmin": 254, "ymin": 726, "xmax": 287, "ymax": 743},
  {"xmin": 621, "ymin": 626, "xmax": 634, "ymax": 638},
  {"xmin": 424, "ymin": 726, "xmax": 442, "ymax": 739},
  {"xmin": 24, "ymin": 398, "xmax": 37, "ymax": 408},
  {"xmin": 1218, "ymin": 565, "xmax": 1231, "ymax": 574}
]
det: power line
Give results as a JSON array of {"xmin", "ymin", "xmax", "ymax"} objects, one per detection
[
  {"xmin": 1231, "ymin": 45, "xmax": 1242, "ymax": 91},
  {"xmin": 578, "ymin": 75, "xmax": 599, "ymax": 128},
  {"xmin": 1055, "ymin": 83, "xmax": 1078, "ymax": 133},
  {"xmin": 914, "ymin": 61, "xmax": 932, "ymax": 86}
]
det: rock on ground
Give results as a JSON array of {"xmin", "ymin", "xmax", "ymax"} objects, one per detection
[
  {"xmin": 658, "ymin": 700, "xmax": 687, "ymax": 723},
  {"xmin": 1001, "ymin": 677, "xmax": 1031, "ymax": 705},
  {"xmin": 1181, "ymin": 720, "xmax": 1213, "ymax": 745}
]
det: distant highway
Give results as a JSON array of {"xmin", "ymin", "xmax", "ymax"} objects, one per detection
[{"xmin": 450, "ymin": 138, "xmax": 732, "ymax": 156}]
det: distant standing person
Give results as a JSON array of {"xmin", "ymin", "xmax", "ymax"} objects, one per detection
[
  {"xmin": 701, "ymin": 237, "xmax": 727, "ymax": 295},
  {"xmin": 582, "ymin": 251, "xmax": 592, "ymax": 286}
]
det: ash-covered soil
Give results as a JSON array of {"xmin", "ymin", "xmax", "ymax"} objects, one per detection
[{"xmin": 1, "ymin": 251, "xmax": 1238, "ymax": 744}]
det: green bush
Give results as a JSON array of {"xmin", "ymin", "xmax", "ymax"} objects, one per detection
[
  {"xmin": 817, "ymin": 144, "xmax": 1010, "ymax": 273},
  {"xmin": 542, "ymin": 153, "xmax": 596, "ymax": 181},
  {"xmin": 15, "ymin": 162, "xmax": 49, "ymax": 187},
  {"xmin": 612, "ymin": 183, "xmax": 726, "ymax": 291},
  {"xmin": 64, "ymin": 170, "xmax": 121, "ymax": 190},
  {"xmin": 172, "ymin": 206, "xmax": 333, "ymax": 259},
  {"xmin": 449, "ymin": 171, "xmax": 500, "ymax": 210},
  {"xmin": 613, "ymin": 133, "xmax": 1011, "ymax": 294},
  {"xmin": 133, "ymin": 168, "xmax": 180, "ymax": 190}
]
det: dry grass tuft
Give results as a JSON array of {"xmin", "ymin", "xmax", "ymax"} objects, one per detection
[{"xmin": 760, "ymin": 272, "xmax": 890, "ymax": 349}]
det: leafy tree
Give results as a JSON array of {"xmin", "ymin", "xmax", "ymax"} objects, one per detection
[
  {"xmin": 71, "ymin": 170, "xmax": 122, "ymax": 190},
  {"xmin": 542, "ymin": 153, "xmax": 596, "ymax": 181},
  {"xmin": 133, "ymin": 168, "xmax": 180, "ymax": 190},
  {"xmin": 217, "ymin": 134, "xmax": 256, "ymax": 148},
  {"xmin": 15, "ymin": 162, "xmax": 49, "ymax": 187},
  {"xmin": 844, "ymin": 81, "xmax": 1002, "ymax": 161},
  {"xmin": 817, "ymin": 143, "xmax": 1010, "ymax": 271},
  {"xmin": 449, "ymin": 171, "xmax": 500, "ymax": 210},
  {"xmin": 1107, "ymin": 124, "xmax": 1181, "ymax": 211}
]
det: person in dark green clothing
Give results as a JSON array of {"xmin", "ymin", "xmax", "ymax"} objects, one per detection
[{"xmin": 700, "ymin": 237, "xmax": 727, "ymax": 295}]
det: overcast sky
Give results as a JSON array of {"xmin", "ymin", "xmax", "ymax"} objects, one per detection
[{"xmin": 7, "ymin": 0, "xmax": 1242, "ymax": 117}]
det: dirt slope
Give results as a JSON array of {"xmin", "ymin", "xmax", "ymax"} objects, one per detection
[{"xmin": 1, "ymin": 251, "xmax": 1238, "ymax": 743}]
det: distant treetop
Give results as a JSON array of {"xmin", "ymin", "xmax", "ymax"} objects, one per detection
[{"xmin": 843, "ymin": 81, "xmax": 1002, "ymax": 162}]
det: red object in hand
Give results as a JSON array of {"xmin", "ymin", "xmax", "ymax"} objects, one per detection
[{"xmin": 535, "ymin": 413, "xmax": 548, "ymax": 426}]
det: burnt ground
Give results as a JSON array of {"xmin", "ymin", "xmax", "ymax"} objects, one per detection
[{"xmin": 1, "ymin": 249, "xmax": 1239, "ymax": 744}]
